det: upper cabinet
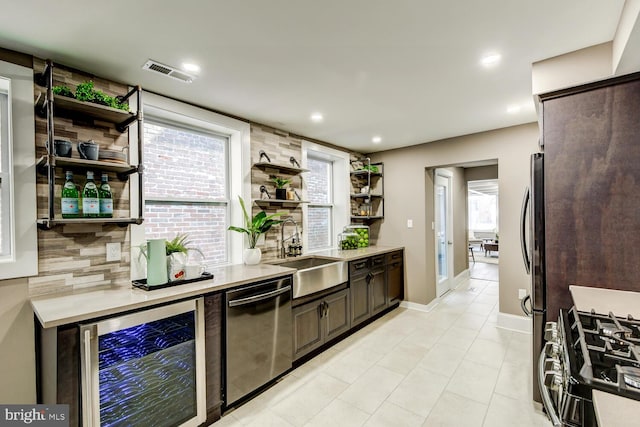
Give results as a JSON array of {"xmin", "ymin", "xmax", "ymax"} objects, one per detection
[
  {"xmin": 34, "ymin": 60, "xmax": 144, "ymax": 230},
  {"xmin": 350, "ymin": 159, "xmax": 384, "ymax": 222}
]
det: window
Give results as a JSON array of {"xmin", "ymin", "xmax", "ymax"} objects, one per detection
[
  {"xmin": 143, "ymin": 120, "xmax": 229, "ymax": 266},
  {"xmin": 303, "ymin": 141, "xmax": 350, "ymax": 252},
  {"xmin": 468, "ymin": 179, "xmax": 499, "ymax": 232},
  {"xmin": 0, "ymin": 80, "xmax": 10, "ymax": 259},
  {"xmin": 307, "ymin": 156, "xmax": 333, "ymax": 250},
  {"xmin": 0, "ymin": 60, "xmax": 37, "ymax": 280}
]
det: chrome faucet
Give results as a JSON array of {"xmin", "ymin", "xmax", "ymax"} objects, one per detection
[{"xmin": 280, "ymin": 218, "xmax": 301, "ymax": 258}]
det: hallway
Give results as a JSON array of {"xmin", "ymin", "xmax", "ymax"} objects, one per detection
[{"xmin": 217, "ymin": 270, "xmax": 549, "ymax": 426}]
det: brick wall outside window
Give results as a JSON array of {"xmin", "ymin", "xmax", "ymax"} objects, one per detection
[{"xmin": 143, "ymin": 121, "xmax": 228, "ymax": 266}]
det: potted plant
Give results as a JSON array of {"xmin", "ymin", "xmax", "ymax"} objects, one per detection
[
  {"xmin": 140, "ymin": 234, "xmax": 203, "ymax": 282},
  {"xmin": 228, "ymin": 196, "xmax": 283, "ymax": 264},
  {"xmin": 270, "ymin": 176, "xmax": 291, "ymax": 200}
]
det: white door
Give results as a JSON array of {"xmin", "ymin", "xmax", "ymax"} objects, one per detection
[{"xmin": 435, "ymin": 170, "xmax": 454, "ymax": 297}]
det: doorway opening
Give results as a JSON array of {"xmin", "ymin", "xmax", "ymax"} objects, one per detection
[{"xmin": 468, "ymin": 179, "xmax": 499, "ymax": 281}]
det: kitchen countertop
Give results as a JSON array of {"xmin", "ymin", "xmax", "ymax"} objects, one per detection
[
  {"xmin": 31, "ymin": 245, "xmax": 404, "ymax": 328},
  {"xmin": 593, "ymin": 390, "xmax": 640, "ymax": 427},
  {"xmin": 569, "ymin": 285, "xmax": 640, "ymax": 317},
  {"xmin": 569, "ymin": 285, "xmax": 640, "ymax": 425},
  {"xmin": 31, "ymin": 263, "xmax": 295, "ymax": 328}
]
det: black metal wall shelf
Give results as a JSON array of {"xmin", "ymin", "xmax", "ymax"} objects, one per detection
[
  {"xmin": 35, "ymin": 59, "xmax": 145, "ymax": 229},
  {"xmin": 252, "ymin": 162, "xmax": 309, "ymax": 175}
]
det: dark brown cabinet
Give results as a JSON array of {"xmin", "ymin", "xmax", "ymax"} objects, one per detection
[
  {"xmin": 370, "ymin": 256, "xmax": 387, "ymax": 316},
  {"xmin": 293, "ymin": 288, "xmax": 350, "ymax": 360},
  {"xmin": 204, "ymin": 293, "xmax": 223, "ymax": 424},
  {"xmin": 386, "ymin": 250, "xmax": 404, "ymax": 306},
  {"xmin": 350, "ymin": 260, "xmax": 372, "ymax": 327}
]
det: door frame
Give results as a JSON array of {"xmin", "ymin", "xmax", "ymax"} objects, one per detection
[{"xmin": 434, "ymin": 168, "xmax": 454, "ymax": 297}]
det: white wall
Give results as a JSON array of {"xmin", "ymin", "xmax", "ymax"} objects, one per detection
[{"xmin": 370, "ymin": 123, "xmax": 539, "ymax": 316}]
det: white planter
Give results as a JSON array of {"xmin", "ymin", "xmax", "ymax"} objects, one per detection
[
  {"xmin": 167, "ymin": 252, "xmax": 187, "ymax": 281},
  {"xmin": 243, "ymin": 248, "xmax": 262, "ymax": 265}
]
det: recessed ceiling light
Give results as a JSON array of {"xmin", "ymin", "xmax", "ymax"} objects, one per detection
[
  {"xmin": 507, "ymin": 104, "xmax": 521, "ymax": 114},
  {"xmin": 481, "ymin": 53, "xmax": 501, "ymax": 67},
  {"xmin": 372, "ymin": 136, "xmax": 382, "ymax": 144},
  {"xmin": 310, "ymin": 113, "xmax": 324, "ymax": 123},
  {"xmin": 182, "ymin": 62, "xmax": 200, "ymax": 73}
]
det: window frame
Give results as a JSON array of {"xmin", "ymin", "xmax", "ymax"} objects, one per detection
[
  {"xmin": 131, "ymin": 93, "xmax": 250, "ymax": 278},
  {"xmin": 0, "ymin": 60, "xmax": 38, "ymax": 280},
  {"xmin": 302, "ymin": 141, "xmax": 350, "ymax": 252}
]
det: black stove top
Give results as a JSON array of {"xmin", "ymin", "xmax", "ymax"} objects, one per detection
[{"xmin": 564, "ymin": 307, "xmax": 640, "ymax": 400}]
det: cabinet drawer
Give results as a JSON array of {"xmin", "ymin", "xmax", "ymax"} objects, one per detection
[
  {"xmin": 349, "ymin": 259, "xmax": 369, "ymax": 276},
  {"xmin": 371, "ymin": 255, "xmax": 385, "ymax": 269},
  {"xmin": 385, "ymin": 250, "xmax": 403, "ymax": 264}
]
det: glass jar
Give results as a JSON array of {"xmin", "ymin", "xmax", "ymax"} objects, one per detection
[{"xmin": 342, "ymin": 225, "xmax": 370, "ymax": 248}]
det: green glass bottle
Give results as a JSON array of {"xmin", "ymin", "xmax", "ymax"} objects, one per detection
[
  {"xmin": 82, "ymin": 171, "xmax": 100, "ymax": 218},
  {"xmin": 61, "ymin": 170, "xmax": 79, "ymax": 218},
  {"xmin": 99, "ymin": 173, "xmax": 113, "ymax": 218}
]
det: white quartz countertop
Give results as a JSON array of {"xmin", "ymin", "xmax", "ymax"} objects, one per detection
[
  {"xmin": 569, "ymin": 285, "xmax": 640, "ymax": 317},
  {"xmin": 31, "ymin": 245, "xmax": 404, "ymax": 328},
  {"xmin": 31, "ymin": 263, "xmax": 295, "ymax": 328},
  {"xmin": 593, "ymin": 390, "xmax": 640, "ymax": 427}
]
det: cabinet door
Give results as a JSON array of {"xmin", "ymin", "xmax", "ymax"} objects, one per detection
[
  {"xmin": 386, "ymin": 260, "xmax": 404, "ymax": 306},
  {"xmin": 325, "ymin": 289, "xmax": 350, "ymax": 341},
  {"xmin": 204, "ymin": 294, "xmax": 223, "ymax": 423},
  {"xmin": 370, "ymin": 267, "xmax": 387, "ymax": 316},
  {"xmin": 350, "ymin": 273, "xmax": 371, "ymax": 327},
  {"xmin": 293, "ymin": 300, "xmax": 323, "ymax": 360}
]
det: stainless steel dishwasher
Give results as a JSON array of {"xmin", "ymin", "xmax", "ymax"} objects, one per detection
[{"xmin": 224, "ymin": 276, "xmax": 292, "ymax": 407}]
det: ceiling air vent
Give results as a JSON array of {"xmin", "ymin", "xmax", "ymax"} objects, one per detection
[{"xmin": 142, "ymin": 60, "xmax": 195, "ymax": 83}]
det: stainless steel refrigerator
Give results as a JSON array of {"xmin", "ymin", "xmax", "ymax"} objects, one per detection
[{"xmin": 521, "ymin": 72, "xmax": 640, "ymax": 403}]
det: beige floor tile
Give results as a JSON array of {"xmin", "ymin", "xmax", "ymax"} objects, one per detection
[
  {"xmin": 270, "ymin": 373, "xmax": 349, "ymax": 426},
  {"xmin": 423, "ymin": 391, "xmax": 488, "ymax": 427},
  {"xmin": 477, "ymin": 323, "xmax": 513, "ymax": 345},
  {"xmin": 453, "ymin": 312, "xmax": 488, "ymax": 331},
  {"xmin": 376, "ymin": 341, "xmax": 431, "ymax": 375},
  {"xmin": 416, "ymin": 343, "xmax": 466, "ymax": 377},
  {"xmin": 323, "ymin": 345, "xmax": 386, "ymax": 384},
  {"xmin": 400, "ymin": 324, "xmax": 447, "ymax": 351},
  {"xmin": 464, "ymin": 337, "xmax": 508, "ymax": 368},
  {"xmin": 242, "ymin": 410, "xmax": 295, "ymax": 427},
  {"xmin": 306, "ymin": 398, "xmax": 370, "ymax": 427},
  {"xmin": 465, "ymin": 301, "xmax": 496, "ymax": 316},
  {"xmin": 364, "ymin": 401, "xmax": 426, "ymax": 427},
  {"xmin": 474, "ymin": 293, "xmax": 499, "ymax": 306},
  {"xmin": 445, "ymin": 360, "xmax": 499, "ymax": 404},
  {"xmin": 494, "ymin": 360, "xmax": 533, "ymax": 402},
  {"xmin": 423, "ymin": 311, "xmax": 461, "ymax": 331},
  {"xmin": 387, "ymin": 366, "xmax": 449, "ymax": 417},
  {"xmin": 436, "ymin": 326, "xmax": 479, "ymax": 351},
  {"xmin": 337, "ymin": 365, "xmax": 405, "ymax": 414},
  {"xmin": 483, "ymin": 393, "xmax": 551, "ymax": 427}
]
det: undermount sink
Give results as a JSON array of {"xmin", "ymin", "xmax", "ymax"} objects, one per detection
[{"xmin": 270, "ymin": 256, "xmax": 347, "ymax": 299}]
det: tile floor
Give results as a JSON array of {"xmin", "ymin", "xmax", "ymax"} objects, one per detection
[{"xmin": 215, "ymin": 264, "xmax": 551, "ymax": 426}]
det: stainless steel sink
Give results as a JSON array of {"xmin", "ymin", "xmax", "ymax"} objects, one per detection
[{"xmin": 270, "ymin": 256, "xmax": 347, "ymax": 299}]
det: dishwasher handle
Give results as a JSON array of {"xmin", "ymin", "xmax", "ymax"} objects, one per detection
[{"xmin": 228, "ymin": 285, "xmax": 291, "ymax": 307}]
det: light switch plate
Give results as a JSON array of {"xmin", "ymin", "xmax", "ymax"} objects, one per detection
[
  {"xmin": 106, "ymin": 242, "xmax": 121, "ymax": 262},
  {"xmin": 407, "ymin": 219, "xmax": 413, "ymax": 228}
]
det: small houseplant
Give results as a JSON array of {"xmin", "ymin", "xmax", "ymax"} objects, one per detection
[
  {"xmin": 228, "ymin": 196, "xmax": 283, "ymax": 264},
  {"xmin": 270, "ymin": 176, "xmax": 291, "ymax": 200},
  {"xmin": 140, "ymin": 234, "xmax": 203, "ymax": 282}
]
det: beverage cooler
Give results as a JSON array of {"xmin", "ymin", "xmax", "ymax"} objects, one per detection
[{"xmin": 79, "ymin": 299, "xmax": 206, "ymax": 426}]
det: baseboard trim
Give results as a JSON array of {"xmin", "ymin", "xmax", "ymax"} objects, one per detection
[
  {"xmin": 497, "ymin": 312, "xmax": 532, "ymax": 334},
  {"xmin": 453, "ymin": 269, "xmax": 470, "ymax": 288},
  {"xmin": 400, "ymin": 298, "xmax": 440, "ymax": 313}
]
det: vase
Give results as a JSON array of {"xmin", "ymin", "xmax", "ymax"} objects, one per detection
[
  {"xmin": 146, "ymin": 239, "xmax": 168, "ymax": 285},
  {"xmin": 275, "ymin": 188, "xmax": 287, "ymax": 200},
  {"xmin": 243, "ymin": 248, "xmax": 262, "ymax": 265}
]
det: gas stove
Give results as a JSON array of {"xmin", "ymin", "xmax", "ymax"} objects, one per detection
[{"xmin": 540, "ymin": 307, "xmax": 640, "ymax": 426}]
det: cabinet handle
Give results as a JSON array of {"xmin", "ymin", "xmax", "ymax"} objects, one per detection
[
  {"xmin": 324, "ymin": 301, "xmax": 329, "ymax": 316},
  {"xmin": 392, "ymin": 262, "xmax": 400, "ymax": 268},
  {"xmin": 354, "ymin": 262, "xmax": 367, "ymax": 270},
  {"xmin": 373, "ymin": 258, "xmax": 384, "ymax": 265},
  {"xmin": 392, "ymin": 253, "xmax": 401, "ymax": 259}
]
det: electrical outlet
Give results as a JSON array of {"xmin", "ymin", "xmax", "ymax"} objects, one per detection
[
  {"xmin": 518, "ymin": 288, "xmax": 527, "ymax": 299},
  {"xmin": 106, "ymin": 243, "xmax": 121, "ymax": 262}
]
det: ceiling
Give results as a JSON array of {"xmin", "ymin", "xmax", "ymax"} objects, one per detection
[
  {"xmin": 468, "ymin": 180, "xmax": 499, "ymax": 197},
  {"xmin": 0, "ymin": 1, "xmax": 627, "ymax": 152}
]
